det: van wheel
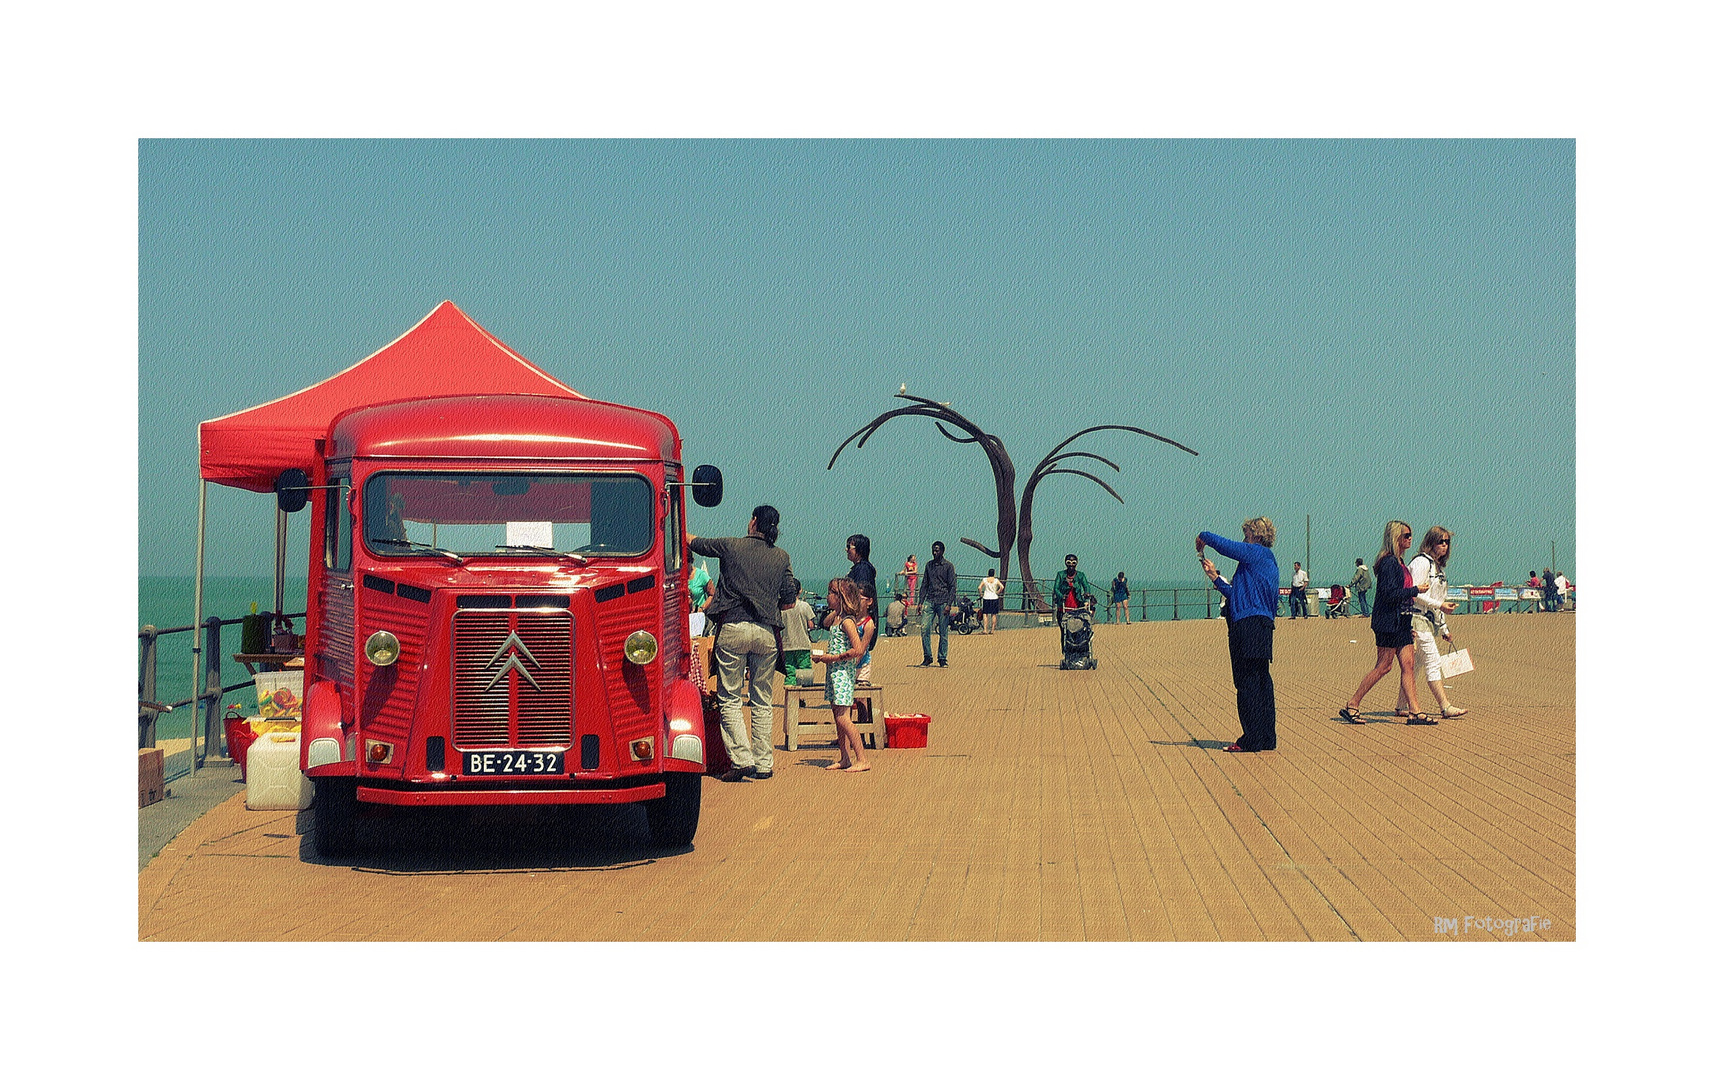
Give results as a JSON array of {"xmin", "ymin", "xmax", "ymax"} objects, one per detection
[
  {"xmin": 646, "ymin": 773, "xmax": 701, "ymax": 847},
  {"xmin": 312, "ymin": 778, "xmax": 358, "ymax": 857}
]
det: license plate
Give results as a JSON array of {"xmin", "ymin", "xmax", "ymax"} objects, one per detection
[{"xmin": 462, "ymin": 750, "xmax": 565, "ymax": 775}]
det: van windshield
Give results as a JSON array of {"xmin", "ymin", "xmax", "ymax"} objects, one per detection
[{"xmin": 362, "ymin": 472, "xmax": 654, "ymax": 558}]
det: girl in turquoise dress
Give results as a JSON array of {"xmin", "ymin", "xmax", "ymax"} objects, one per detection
[{"xmin": 812, "ymin": 579, "xmax": 871, "ymax": 772}]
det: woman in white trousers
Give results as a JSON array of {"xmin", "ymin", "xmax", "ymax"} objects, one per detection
[{"xmin": 1396, "ymin": 525, "xmax": 1467, "ymax": 719}]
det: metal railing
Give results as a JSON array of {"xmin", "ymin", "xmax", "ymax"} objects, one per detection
[
  {"xmin": 886, "ymin": 572, "xmax": 1226, "ymax": 624},
  {"xmin": 882, "ymin": 572, "xmax": 1573, "ymax": 626},
  {"xmin": 138, "ymin": 610, "xmax": 306, "ymax": 768}
]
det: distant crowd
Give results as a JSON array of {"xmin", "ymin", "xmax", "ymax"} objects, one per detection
[{"xmin": 686, "ymin": 505, "xmax": 1569, "ymax": 775}]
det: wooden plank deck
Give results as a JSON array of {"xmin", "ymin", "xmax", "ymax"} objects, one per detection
[{"xmin": 138, "ymin": 612, "xmax": 1574, "ymax": 941}]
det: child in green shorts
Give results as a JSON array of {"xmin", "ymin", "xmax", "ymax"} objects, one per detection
[{"xmin": 779, "ymin": 578, "xmax": 816, "ymax": 685}]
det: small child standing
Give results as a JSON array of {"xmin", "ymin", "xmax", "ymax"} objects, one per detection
[
  {"xmin": 852, "ymin": 580, "xmax": 879, "ymax": 732},
  {"xmin": 779, "ymin": 578, "xmax": 815, "ymax": 686},
  {"xmin": 853, "ymin": 581, "xmax": 878, "ymax": 686},
  {"xmin": 812, "ymin": 579, "xmax": 871, "ymax": 773}
]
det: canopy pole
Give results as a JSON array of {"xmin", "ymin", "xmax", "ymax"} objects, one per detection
[
  {"xmin": 190, "ymin": 480, "xmax": 208, "ymax": 776},
  {"xmin": 275, "ymin": 505, "xmax": 288, "ymax": 624}
]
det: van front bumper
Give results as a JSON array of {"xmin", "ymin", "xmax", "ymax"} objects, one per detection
[{"xmin": 356, "ymin": 778, "xmax": 668, "ymax": 806}]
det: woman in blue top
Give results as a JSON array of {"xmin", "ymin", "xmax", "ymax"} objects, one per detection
[
  {"xmin": 1197, "ymin": 517, "xmax": 1281, "ymax": 752},
  {"xmin": 1110, "ymin": 572, "xmax": 1131, "ymax": 624}
]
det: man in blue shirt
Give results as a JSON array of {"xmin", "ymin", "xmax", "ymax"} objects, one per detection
[{"xmin": 1197, "ymin": 518, "xmax": 1281, "ymax": 752}]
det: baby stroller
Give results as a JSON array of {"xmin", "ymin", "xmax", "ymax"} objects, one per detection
[
  {"xmin": 1324, "ymin": 584, "xmax": 1350, "ymax": 618},
  {"xmin": 1058, "ymin": 604, "xmax": 1096, "ymax": 670}
]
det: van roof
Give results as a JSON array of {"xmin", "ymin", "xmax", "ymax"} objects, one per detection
[{"xmin": 330, "ymin": 394, "xmax": 679, "ymax": 463}]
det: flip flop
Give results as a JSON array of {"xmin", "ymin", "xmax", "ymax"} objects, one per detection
[
  {"xmin": 1406, "ymin": 713, "xmax": 1439, "ymax": 725},
  {"xmin": 1339, "ymin": 707, "xmax": 1366, "ymax": 725},
  {"xmin": 1440, "ymin": 706, "xmax": 1468, "ymax": 718}
]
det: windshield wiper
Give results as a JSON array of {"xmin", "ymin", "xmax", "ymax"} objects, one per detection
[
  {"xmin": 494, "ymin": 544, "xmax": 589, "ymax": 565},
  {"xmin": 371, "ymin": 536, "xmax": 466, "ymax": 564}
]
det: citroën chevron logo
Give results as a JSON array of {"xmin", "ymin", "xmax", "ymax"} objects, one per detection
[{"xmin": 481, "ymin": 630, "xmax": 542, "ymax": 692}]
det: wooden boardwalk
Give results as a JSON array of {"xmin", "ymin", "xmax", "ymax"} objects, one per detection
[{"xmin": 138, "ymin": 612, "xmax": 1574, "ymax": 941}]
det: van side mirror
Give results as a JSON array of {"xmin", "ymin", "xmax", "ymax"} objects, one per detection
[
  {"xmin": 276, "ymin": 468, "xmax": 311, "ymax": 513},
  {"xmin": 691, "ymin": 464, "xmax": 723, "ymax": 508}
]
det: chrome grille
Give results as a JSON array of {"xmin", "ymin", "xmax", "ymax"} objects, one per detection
[{"xmin": 452, "ymin": 607, "xmax": 572, "ymax": 748}]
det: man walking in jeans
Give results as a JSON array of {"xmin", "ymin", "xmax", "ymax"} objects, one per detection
[
  {"xmin": 1351, "ymin": 557, "xmax": 1373, "ymax": 617},
  {"xmin": 919, "ymin": 540, "xmax": 957, "ymax": 667}
]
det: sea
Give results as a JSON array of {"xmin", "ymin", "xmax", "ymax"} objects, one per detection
[
  {"xmin": 138, "ymin": 576, "xmax": 310, "ymax": 742},
  {"xmin": 141, "ymin": 569, "xmax": 1546, "ymax": 739}
]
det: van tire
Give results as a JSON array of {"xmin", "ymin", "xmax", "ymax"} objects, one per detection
[
  {"xmin": 646, "ymin": 773, "xmax": 701, "ymax": 848},
  {"xmin": 312, "ymin": 778, "xmax": 358, "ymax": 857}
]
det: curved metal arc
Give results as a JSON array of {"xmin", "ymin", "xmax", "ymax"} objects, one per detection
[
  {"xmin": 1014, "ymin": 424, "xmax": 1195, "ymax": 611},
  {"xmin": 1042, "ymin": 424, "xmax": 1199, "ymax": 461},
  {"xmin": 1033, "ymin": 450, "xmax": 1121, "ymax": 481},
  {"xmin": 827, "ymin": 404, "xmax": 944, "ymax": 469},
  {"xmin": 1035, "ymin": 467, "xmax": 1125, "ymax": 504}
]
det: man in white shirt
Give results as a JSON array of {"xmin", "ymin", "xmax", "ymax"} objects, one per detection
[{"xmin": 1289, "ymin": 562, "xmax": 1309, "ymax": 619}]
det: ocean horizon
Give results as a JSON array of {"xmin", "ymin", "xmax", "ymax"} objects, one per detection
[{"xmin": 137, "ymin": 568, "xmax": 1559, "ymax": 741}]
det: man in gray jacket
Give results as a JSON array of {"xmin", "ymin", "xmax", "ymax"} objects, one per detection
[
  {"xmin": 919, "ymin": 540, "xmax": 958, "ymax": 667},
  {"xmin": 688, "ymin": 505, "xmax": 797, "ymax": 781}
]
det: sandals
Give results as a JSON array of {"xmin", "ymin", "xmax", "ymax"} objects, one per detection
[
  {"xmin": 1440, "ymin": 706, "xmax": 1468, "ymax": 718},
  {"xmin": 1339, "ymin": 707, "xmax": 1366, "ymax": 725},
  {"xmin": 1406, "ymin": 713, "xmax": 1439, "ymax": 725}
]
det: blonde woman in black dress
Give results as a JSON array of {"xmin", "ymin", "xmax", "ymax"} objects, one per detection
[{"xmin": 1340, "ymin": 520, "xmax": 1434, "ymax": 724}]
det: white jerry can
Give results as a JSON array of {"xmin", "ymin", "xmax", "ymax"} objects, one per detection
[{"xmin": 246, "ymin": 731, "xmax": 314, "ymax": 811}]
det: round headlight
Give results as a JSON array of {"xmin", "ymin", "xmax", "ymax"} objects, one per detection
[
  {"xmin": 365, "ymin": 630, "xmax": 400, "ymax": 666},
  {"xmin": 623, "ymin": 630, "xmax": 659, "ymax": 665}
]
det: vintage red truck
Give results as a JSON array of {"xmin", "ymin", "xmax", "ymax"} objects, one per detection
[{"xmin": 289, "ymin": 395, "xmax": 722, "ymax": 855}]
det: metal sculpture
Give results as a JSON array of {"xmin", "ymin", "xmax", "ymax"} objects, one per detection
[
  {"xmin": 830, "ymin": 394, "xmax": 1197, "ymax": 608},
  {"xmin": 828, "ymin": 393, "xmax": 1019, "ymax": 577}
]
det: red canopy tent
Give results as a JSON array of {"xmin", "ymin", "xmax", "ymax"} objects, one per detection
[
  {"xmin": 183, "ymin": 302, "xmax": 583, "ymax": 770},
  {"xmin": 199, "ymin": 300, "xmax": 583, "ymax": 491}
]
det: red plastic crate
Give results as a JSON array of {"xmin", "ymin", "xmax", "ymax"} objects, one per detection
[{"xmin": 884, "ymin": 713, "xmax": 931, "ymax": 749}]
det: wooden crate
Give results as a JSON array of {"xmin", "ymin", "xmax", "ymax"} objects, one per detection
[{"xmin": 139, "ymin": 747, "xmax": 165, "ymax": 808}]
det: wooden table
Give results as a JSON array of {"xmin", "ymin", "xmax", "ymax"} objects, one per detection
[
  {"xmin": 232, "ymin": 652, "xmax": 305, "ymax": 675},
  {"xmin": 782, "ymin": 683, "xmax": 886, "ymax": 751}
]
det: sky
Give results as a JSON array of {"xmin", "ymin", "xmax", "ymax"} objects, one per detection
[{"xmin": 140, "ymin": 138, "xmax": 1575, "ymax": 589}]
